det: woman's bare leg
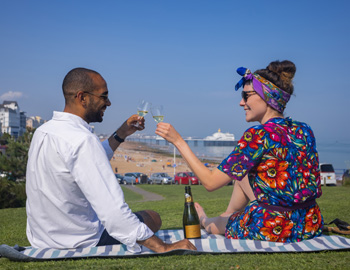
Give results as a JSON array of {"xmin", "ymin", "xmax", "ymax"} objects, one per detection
[
  {"xmin": 236, "ymin": 175, "xmax": 255, "ymax": 202},
  {"xmin": 195, "ymin": 202, "xmax": 229, "ymax": 234},
  {"xmin": 195, "ymin": 175, "xmax": 255, "ymax": 234}
]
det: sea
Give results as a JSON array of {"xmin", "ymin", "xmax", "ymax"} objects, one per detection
[
  {"xmin": 128, "ymin": 138, "xmax": 350, "ymax": 178},
  {"xmin": 316, "ymin": 141, "xmax": 350, "ymax": 176}
]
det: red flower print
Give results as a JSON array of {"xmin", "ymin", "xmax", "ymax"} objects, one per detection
[
  {"xmin": 240, "ymin": 213, "xmax": 250, "ymax": 237},
  {"xmin": 304, "ymin": 207, "xmax": 322, "ymax": 234},
  {"xmin": 238, "ymin": 140, "xmax": 248, "ymax": 149},
  {"xmin": 257, "ymin": 160, "xmax": 290, "ymax": 189},
  {"xmin": 264, "ymin": 124, "xmax": 290, "ymax": 146},
  {"xmin": 239, "ymin": 205, "xmax": 257, "ymax": 237},
  {"xmin": 239, "ymin": 128, "xmax": 263, "ymax": 150},
  {"xmin": 260, "ymin": 215, "xmax": 293, "ymax": 242},
  {"xmin": 296, "ymin": 151, "xmax": 306, "ymax": 165},
  {"xmin": 296, "ymin": 151, "xmax": 318, "ymax": 187},
  {"xmin": 297, "ymin": 164, "xmax": 311, "ymax": 185}
]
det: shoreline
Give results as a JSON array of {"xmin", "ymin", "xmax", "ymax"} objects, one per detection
[{"xmin": 110, "ymin": 141, "xmax": 220, "ymax": 176}]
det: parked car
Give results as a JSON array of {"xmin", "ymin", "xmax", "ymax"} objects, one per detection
[
  {"xmin": 134, "ymin": 172, "xmax": 149, "ymax": 184},
  {"xmin": 342, "ymin": 169, "xmax": 350, "ymax": 186},
  {"xmin": 174, "ymin": 172, "xmax": 199, "ymax": 185},
  {"xmin": 319, "ymin": 163, "xmax": 336, "ymax": 186},
  {"xmin": 115, "ymin": 174, "xmax": 124, "ymax": 184},
  {"xmin": 149, "ymin": 173, "xmax": 173, "ymax": 185},
  {"xmin": 123, "ymin": 173, "xmax": 139, "ymax": 185},
  {"xmin": 123, "ymin": 172, "xmax": 148, "ymax": 185}
]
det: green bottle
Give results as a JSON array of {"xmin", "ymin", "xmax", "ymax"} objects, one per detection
[{"xmin": 183, "ymin": 186, "xmax": 201, "ymax": 239}]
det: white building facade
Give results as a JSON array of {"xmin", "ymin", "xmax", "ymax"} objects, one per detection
[
  {"xmin": 0, "ymin": 101, "xmax": 27, "ymax": 138},
  {"xmin": 26, "ymin": 116, "xmax": 46, "ymax": 129}
]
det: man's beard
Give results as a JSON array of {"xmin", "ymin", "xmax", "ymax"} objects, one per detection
[{"xmin": 85, "ymin": 100, "xmax": 104, "ymax": 123}]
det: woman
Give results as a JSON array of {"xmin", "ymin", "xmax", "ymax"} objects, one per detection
[{"xmin": 156, "ymin": 60, "xmax": 323, "ymax": 242}]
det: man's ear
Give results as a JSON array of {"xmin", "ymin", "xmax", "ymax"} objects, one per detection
[{"xmin": 76, "ymin": 91, "xmax": 87, "ymax": 107}]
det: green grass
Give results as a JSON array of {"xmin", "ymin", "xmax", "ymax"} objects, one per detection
[{"xmin": 1, "ymin": 185, "xmax": 350, "ymax": 269}]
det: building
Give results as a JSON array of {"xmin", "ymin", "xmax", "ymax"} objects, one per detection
[
  {"xmin": 26, "ymin": 116, "xmax": 46, "ymax": 129},
  {"xmin": 0, "ymin": 101, "xmax": 27, "ymax": 138}
]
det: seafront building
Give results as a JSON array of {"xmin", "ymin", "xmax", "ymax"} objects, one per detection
[
  {"xmin": 0, "ymin": 101, "xmax": 48, "ymax": 138},
  {"xmin": 0, "ymin": 101, "xmax": 27, "ymax": 138},
  {"xmin": 26, "ymin": 116, "xmax": 46, "ymax": 129}
]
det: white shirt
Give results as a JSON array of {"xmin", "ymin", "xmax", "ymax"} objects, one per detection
[{"xmin": 26, "ymin": 111, "xmax": 153, "ymax": 251}]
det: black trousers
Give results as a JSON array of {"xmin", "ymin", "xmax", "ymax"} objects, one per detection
[{"xmin": 96, "ymin": 213, "xmax": 144, "ymax": 246}]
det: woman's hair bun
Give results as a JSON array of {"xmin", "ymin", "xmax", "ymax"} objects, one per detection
[
  {"xmin": 255, "ymin": 60, "xmax": 296, "ymax": 95},
  {"xmin": 267, "ymin": 60, "xmax": 296, "ymax": 83}
]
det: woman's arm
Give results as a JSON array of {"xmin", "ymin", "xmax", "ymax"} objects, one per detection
[{"xmin": 155, "ymin": 123, "xmax": 232, "ymax": 191}]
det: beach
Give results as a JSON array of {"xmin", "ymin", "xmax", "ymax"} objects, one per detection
[{"xmin": 110, "ymin": 141, "xmax": 219, "ymax": 176}]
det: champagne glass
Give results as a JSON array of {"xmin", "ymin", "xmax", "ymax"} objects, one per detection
[
  {"xmin": 137, "ymin": 100, "xmax": 150, "ymax": 117},
  {"xmin": 151, "ymin": 105, "xmax": 164, "ymax": 123},
  {"xmin": 135, "ymin": 100, "xmax": 150, "ymax": 127}
]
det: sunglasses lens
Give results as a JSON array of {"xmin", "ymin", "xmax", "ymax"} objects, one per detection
[
  {"xmin": 241, "ymin": 91, "xmax": 248, "ymax": 102},
  {"xmin": 241, "ymin": 91, "xmax": 256, "ymax": 102}
]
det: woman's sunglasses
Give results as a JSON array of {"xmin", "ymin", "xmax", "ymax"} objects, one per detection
[{"xmin": 241, "ymin": 91, "xmax": 257, "ymax": 102}]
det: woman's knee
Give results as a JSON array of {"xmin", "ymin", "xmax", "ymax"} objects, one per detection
[{"xmin": 237, "ymin": 177, "xmax": 255, "ymax": 201}]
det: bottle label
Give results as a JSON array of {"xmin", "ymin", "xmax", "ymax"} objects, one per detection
[{"xmin": 184, "ymin": 224, "xmax": 201, "ymax": 238}]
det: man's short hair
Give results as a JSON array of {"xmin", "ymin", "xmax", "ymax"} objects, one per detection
[{"xmin": 62, "ymin": 68, "xmax": 101, "ymax": 104}]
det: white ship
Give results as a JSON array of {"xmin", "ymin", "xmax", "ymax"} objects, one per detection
[
  {"xmin": 203, "ymin": 129, "xmax": 236, "ymax": 146},
  {"xmin": 127, "ymin": 129, "xmax": 237, "ymax": 147}
]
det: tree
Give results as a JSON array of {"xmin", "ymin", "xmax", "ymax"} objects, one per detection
[
  {"xmin": 0, "ymin": 178, "xmax": 26, "ymax": 208},
  {"xmin": 0, "ymin": 128, "xmax": 34, "ymax": 180}
]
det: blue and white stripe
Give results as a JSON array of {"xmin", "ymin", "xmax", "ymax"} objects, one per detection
[{"xmin": 1, "ymin": 230, "xmax": 350, "ymax": 261}]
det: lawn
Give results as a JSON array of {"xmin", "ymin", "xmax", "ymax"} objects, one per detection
[{"xmin": 1, "ymin": 185, "xmax": 349, "ymax": 269}]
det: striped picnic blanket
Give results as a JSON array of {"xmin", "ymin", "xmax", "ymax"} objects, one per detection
[{"xmin": 1, "ymin": 229, "xmax": 350, "ymax": 261}]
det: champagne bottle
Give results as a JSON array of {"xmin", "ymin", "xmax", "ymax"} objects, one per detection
[{"xmin": 183, "ymin": 186, "xmax": 201, "ymax": 239}]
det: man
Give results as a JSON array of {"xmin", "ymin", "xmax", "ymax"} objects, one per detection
[{"xmin": 26, "ymin": 67, "xmax": 195, "ymax": 253}]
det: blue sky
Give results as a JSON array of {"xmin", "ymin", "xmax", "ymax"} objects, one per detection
[{"xmin": 1, "ymin": 0, "xmax": 350, "ymax": 146}]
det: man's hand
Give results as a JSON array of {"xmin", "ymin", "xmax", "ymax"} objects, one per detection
[
  {"xmin": 137, "ymin": 235, "xmax": 196, "ymax": 253},
  {"xmin": 119, "ymin": 114, "xmax": 145, "ymax": 138},
  {"xmin": 162, "ymin": 239, "xmax": 197, "ymax": 252},
  {"xmin": 108, "ymin": 115, "xmax": 145, "ymax": 151}
]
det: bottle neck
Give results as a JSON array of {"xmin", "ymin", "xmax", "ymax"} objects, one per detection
[
  {"xmin": 185, "ymin": 194, "xmax": 193, "ymax": 203},
  {"xmin": 185, "ymin": 187, "xmax": 193, "ymax": 203}
]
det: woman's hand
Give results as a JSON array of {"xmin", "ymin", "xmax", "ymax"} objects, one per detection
[
  {"xmin": 155, "ymin": 122, "xmax": 182, "ymax": 145},
  {"xmin": 156, "ymin": 122, "xmax": 232, "ymax": 191}
]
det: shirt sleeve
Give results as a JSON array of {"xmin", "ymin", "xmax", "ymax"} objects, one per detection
[
  {"xmin": 68, "ymin": 134, "xmax": 154, "ymax": 250},
  {"xmin": 101, "ymin": 139, "xmax": 114, "ymax": 160},
  {"xmin": 218, "ymin": 125, "xmax": 266, "ymax": 180}
]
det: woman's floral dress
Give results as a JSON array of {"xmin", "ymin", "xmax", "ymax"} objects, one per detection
[{"xmin": 218, "ymin": 117, "xmax": 323, "ymax": 242}]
